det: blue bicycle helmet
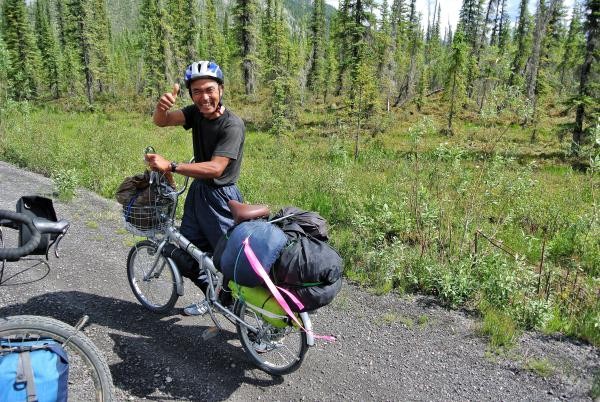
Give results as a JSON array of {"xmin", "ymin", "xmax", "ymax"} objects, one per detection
[{"xmin": 184, "ymin": 61, "xmax": 224, "ymax": 87}]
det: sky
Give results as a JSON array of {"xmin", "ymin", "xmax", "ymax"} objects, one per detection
[
  {"xmin": 325, "ymin": 0, "xmax": 578, "ymax": 30},
  {"xmin": 413, "ymin": 0, "xmax": 577, "ymax": 31}
]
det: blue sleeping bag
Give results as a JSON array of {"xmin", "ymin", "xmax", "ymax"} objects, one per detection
[{"xmin": 219, "ymin": 220, "xmax": 288, "ymax": 287}]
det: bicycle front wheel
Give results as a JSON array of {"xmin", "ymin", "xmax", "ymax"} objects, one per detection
[
  {"xmin": 0, "ymin": 315, "xmax": 114, "ymax": 402},
  {"xmin": 234, "ymin": 300, "xmax": 308, "ymax": 375},
  {"xmin": 127, "ymin": 240, "xmax": 179, "ymax": 313}
]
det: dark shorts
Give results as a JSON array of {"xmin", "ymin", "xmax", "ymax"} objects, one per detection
[{"xmin": 180, "ymin": 179, "xmax": 243, "ymax": 252}]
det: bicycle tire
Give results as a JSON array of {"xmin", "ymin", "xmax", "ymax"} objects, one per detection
[
  {"xmin": 127, "ymin": 240, "xmax": 179, "ymax": 313},
  {"xmin": 234, "ymin": 300, "xmax": 308, "ymax": 375},
  {"xmin": 0, "ymin": 315, "xmax": 115, "ymax": 402}
]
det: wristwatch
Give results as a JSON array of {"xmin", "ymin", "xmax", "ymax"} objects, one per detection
[{"xmin": 170, "ymin": 161, "xmax": 178, "ymax": 173}]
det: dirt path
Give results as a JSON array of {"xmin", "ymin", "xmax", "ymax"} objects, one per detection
[{"xmin": 0, "ymin": 160, "xmax": 598, "ymax": 401}]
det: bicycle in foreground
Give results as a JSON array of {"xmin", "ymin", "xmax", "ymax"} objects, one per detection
[
  {"xmin": 123, "ymin": 170, "xmax": 316, "ymax": 375},
  {"xmin": 0, "ymin": 207, "xmax": 115, "ymax": 401}
]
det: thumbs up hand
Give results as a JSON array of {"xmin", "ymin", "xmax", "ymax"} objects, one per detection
[{"xmin": 156, "ymin": 83, "xmax": 180, "ymax": 112}]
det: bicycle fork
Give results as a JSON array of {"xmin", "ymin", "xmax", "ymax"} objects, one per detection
[{"xmin": 144, "ymin": 240, "xmax": 185, "ymax": 296}]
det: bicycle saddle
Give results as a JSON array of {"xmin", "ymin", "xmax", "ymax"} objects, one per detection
[{"xmin": 228, "ymin": 200, "xmax": 270, "ymax": 225}]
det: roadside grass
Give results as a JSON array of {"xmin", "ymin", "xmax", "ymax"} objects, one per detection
[
  {"xmin": 524, "ymin": 358, "xmax": 555, "ymax": 378},
  {"xmin": 1, "ymin": 100, "xmax": 598, "ymax": 347},
  {"xmin": 591, "ymin": 370, "xmax": 600, "ymax": 400},
  {"xmin": 477, "ymin": 308, "xmax": 520, "ymax": 350},
  {"xmin": 85, "ymin": 221, "xmax": 99, "ymax": 229}
]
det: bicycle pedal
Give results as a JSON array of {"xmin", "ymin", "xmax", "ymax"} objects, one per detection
[{"xmin": 201, "ymin": 326, "xmax": 219, "ymax": 340}]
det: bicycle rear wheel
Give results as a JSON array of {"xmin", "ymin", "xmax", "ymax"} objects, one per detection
[
  {"xmin": 0, "ymin": 315, "xmax": 114, "ymax": 402},
  {"xmin": 127, "ymin": 240, "xmax": 179, "ymax": 313},
  {"xmin": 234, "ymin": 300, "xmax": 308, "ymax": 375}
]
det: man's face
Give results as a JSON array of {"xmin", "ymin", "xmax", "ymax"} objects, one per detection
[{"xmin": 190, "ymin": 78, "xmax": 223, "ymax": 117}]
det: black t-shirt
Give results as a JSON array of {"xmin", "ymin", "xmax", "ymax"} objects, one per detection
[{"xmin": 181, "ymin": 105, "xmax": 245, "ymax": 186}]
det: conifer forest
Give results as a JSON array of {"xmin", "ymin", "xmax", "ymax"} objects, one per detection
[{"xmin": 0, "ymin": 0, "xmax": 599, "ymax": 347}]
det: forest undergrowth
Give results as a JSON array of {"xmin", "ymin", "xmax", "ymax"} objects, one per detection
[{"xmin": 0, "ymin": 96, "xmax": 598, "ymax": 348}]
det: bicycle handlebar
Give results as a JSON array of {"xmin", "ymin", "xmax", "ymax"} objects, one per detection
[
  {"xmin": 0, "ymin": 210, "xmax": 41, "ymax": 261},
  {"xmin": 148, "ymin": 158, "xmax": 193, "ymax": 199},
  {"xmin": 0, "ymin": 210, "xmax": 70, "ymax": 261},
  {"xmin": 144, "ymin": 146, "xmax": 192, "ymax": 198}
]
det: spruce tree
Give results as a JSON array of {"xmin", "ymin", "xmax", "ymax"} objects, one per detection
[
  {"xmin": 427, "ymin": 1, "xmax": 445, "ymax": 92},
  {"xmin": 307, "ymin": 0, "xmax": 326, "ymax": 94},
  {"xmin": 202, "ymin": 0, "xmax": 226, "ymax": 64},
  {"xmin": 333, "ymin": 0, "xmax": 353, "ymax": 95},
  {"xmin": 1, "ymin": 0, "xmax": 42, "ymax": 100},
  {"xmin": 377, "ymin": 0, "xmax": 395, "ymax": 110},
  {"xmin": 558, "ymin": 3, "xmax": 585, "ymax": 92},
  {"xmin": 525, "ymin": 0, "xmax": 560, "ymax": 103},
  {"xmin": 496, "ymin": 0, "xmax": 510, "ymax": 52},
  {"xmin": 54, "ymin": 0, "xmax": 76, "ymax": 95},
  {"xmin": 444, "ymin": 29, "xmax": 468, "ymax": 134},
  {"xmin": 234, "ymin": 0, "xmax": 260, "ymax": 95},
  {"xmin": 90, "ymin": 0, "xmax": 112, "ymax": 94},
  {"xmin": 182, "ymin": 0, "xmax": 199, "ymax": 64},
  {"xmin": 64, "ymin": 0, "xmax": 95, "ymax": 104},
  {"xmin": 394, "ymin": 0, "xmax": 422, "ymax": 106},
  {"xmin": 269, "ymin": 7, "xmax": 299, "ymax": 135},
  {"xmin": 167, "ymin": 0, "xmax": 186, "ymax": 75},
  {"xmin": 573, "ymin": 0, "xmax": 599, "ymax": 153},
  {"xmin": 55, "ymin": 0, "xmax": 68, "ymax": 50},
  {"xmin": 260, "ymin": 0, "xmax": 276, "ymax": 82},
  {"xmin": 458, "ymin": 0, "xmax": 483, "ymax": 49},
  {"xmin": 139, "ymin": 0, "xmax": 174, "ymax": 98},
  {"xmin": 323, "ymin": 37, "xmax": 337, "ymax": 103},
  {"xmin": 509, "ymin": 0, "xmax": 532, "ymax": 86},
  {"xmin": 34, "ymin": 0, "xmax": 61, "ymax": 98},
  {"xmin": 0, "ymin": 35, "xmax": 11, "ymax": 104}
]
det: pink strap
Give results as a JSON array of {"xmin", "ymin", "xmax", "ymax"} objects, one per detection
[
  {"xmin": 242, "ymin": 237, "xmax": 336, "ymax": 342},
  {"xmin": 276, "ymin": 286, "xmax": 304, "ymax": 310}
]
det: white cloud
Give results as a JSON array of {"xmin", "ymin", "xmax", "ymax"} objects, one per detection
[{"xmin": 415, "ymin": 0, "xmax": 462, "ymax": 30}]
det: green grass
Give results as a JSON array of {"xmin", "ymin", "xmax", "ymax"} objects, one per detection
[
  {"xmin": 1, "ymin": 100, "xmax": 598, "ymax": 346},
  {"xmin": 591, "ymin": 370, "xmax": 600, "ymax": 400},
  {"xmin": 478, "ymin": 308, "xmax": 520, "ymax": 350},
  {"xmin": 525, "ymin": 358, "xmax": 555, "ymax": 378}
]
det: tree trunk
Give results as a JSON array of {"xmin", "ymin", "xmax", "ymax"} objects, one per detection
[
  {"xmin": 509, "ymin": 0, "xmax": 530, "ymax": 86},
  {"xmin": 526, "ymin": 0, "xmax": 559, "ymax": 102},
  {"xmin": 78, "ymin": 18, "xmax": 94, "ymax": 105},
  {"xmin": 447, "ymin": 72, "xmax": 457, "ymax": 132},
  {"xmin": 573, "ymin": 0, "xmax": 599, "ymax": 154}
]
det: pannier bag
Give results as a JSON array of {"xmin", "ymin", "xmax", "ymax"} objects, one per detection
[
  {"xmin": 16, "ymin": 196, "xmax": 58, "ymax": 256},
  {"xmin": 0, "ymin": 339, "xmax": 69, "ymax": 402},
  {"xmin": 284, "ymin": 277, "xmax": 343, "ymax": 312},
  {"xmin": 219, "ymin": 221, "xmax": 288, "ymax": 287},
  {"xmin": 228, "ymin": 282, "xmax": 288, "ymax": 328},
  {"xmin": 272, "ymin": 236, "xmax": 342, "ymax": 286},
  {"xmin": 271, "ymin": 206, "xmax": 343, "ymax": 312},
  {"xmin": 271, "ymin": 236, "xmax": 343, "ymax": 312}
]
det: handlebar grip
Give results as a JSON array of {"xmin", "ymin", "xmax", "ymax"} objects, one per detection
[{"xmin": 0, "ymin": 210, "xmax": 41, "ymax": 261}]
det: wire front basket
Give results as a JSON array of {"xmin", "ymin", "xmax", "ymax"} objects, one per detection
[{"xmin": 122, "ymin": 197, "xmax": 175, "ymax": 237}]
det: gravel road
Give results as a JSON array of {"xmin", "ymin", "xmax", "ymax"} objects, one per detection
[{"xmin": 0, "ymin": 160, "xmax": 598, "ymax": 401}]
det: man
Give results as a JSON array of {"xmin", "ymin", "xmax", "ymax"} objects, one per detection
[{"xmin": 146, "ymin": 60, "xmax": 245, "ymax": 316}]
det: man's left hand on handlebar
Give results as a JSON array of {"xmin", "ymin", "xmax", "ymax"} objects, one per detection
[{"xmin": 145, "ymin": 153, "xmax": 171, "ymax": 173}]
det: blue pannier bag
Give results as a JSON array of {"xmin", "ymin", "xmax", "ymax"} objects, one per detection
[
  {"xmin": 219, "ymin": 220, "xmax": 288, "ymax": 287},
  {"xmin": 0, "ymin": 338, "xmax": 69, "ymax": 402}
]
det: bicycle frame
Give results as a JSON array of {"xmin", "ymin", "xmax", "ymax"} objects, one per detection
[{"xmin": 143, "ymin": 170, "xmax": 315, "ymax": 345}]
